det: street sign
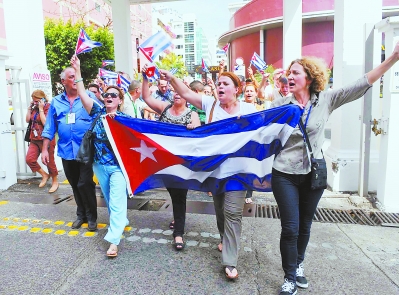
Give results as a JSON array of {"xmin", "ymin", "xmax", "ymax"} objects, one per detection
[{"xmin": 194, "ymin": 65, "xmax": 227, "ymax": 74}]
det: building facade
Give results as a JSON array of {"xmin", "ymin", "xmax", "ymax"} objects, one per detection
[{"xmin": 219, "ymin": 0, "xmax": 399, "ymax": 71}]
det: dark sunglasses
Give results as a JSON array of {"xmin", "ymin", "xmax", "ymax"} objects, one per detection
[{"xmin": 101, "ymin": 92, "xmax": 118, "ymax": 98}]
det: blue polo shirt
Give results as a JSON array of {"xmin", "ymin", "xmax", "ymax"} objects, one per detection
[{"xmin": 42, "ymin": 91, "xmax": 99, "ymax": 160}]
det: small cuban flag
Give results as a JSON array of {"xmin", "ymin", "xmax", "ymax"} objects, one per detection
[
  {"xmin": 202, "ymin": 58, "xmax": 210, "ymax": 73},
  {"xmin": 250, "ymin": 52, "xmax": 268, "ymax": 73},
  {"xmin": 74, "ymin": 28, "xmax": 102, "ymax": 55},
  {"xmin": 139, "ymin": 31, "xmax": 172, "ymax": 63},
  {"xmin": 169, "ymin": 68, "xmax": 178, "ymax": 75},
  {"xmin": 102, "ymin": 60, "xmax": 114, "ymax": 68},
  {"xmin": 142, "ymin": 64, "xmax": 161, "ymax": 83}
]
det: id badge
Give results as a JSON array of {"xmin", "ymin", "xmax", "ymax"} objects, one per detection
[
  {"xmin": 33, "ymin": 130, "xmax": 38, "ymax": 137},
  {"xmin": 66, "ymin": 113, "xmax": 76, "ymax": 124}
]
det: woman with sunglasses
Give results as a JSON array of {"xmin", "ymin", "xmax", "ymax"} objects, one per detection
[
  {"xmin": 141, "ymin": 64, "xmax": 201, "ymax": 250},
  {"xmin": 71, "ymin": 55, "xmax": 129, "ymax": 258}
]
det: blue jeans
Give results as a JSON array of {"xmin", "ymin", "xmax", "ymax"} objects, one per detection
[
  {"xmin": 93, "ymin": 163, "xmax": 128, "ymax": 245},
  {"xmin": 271, "ymin": 168, "xmax": 324, "ymax": 281}
]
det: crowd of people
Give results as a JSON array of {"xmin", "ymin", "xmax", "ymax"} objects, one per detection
[{"xmin": 26, "ymin": 41, "xmax": 399, "ymax": 295}]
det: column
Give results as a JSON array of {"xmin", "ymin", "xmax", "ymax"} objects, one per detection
[
  {"xmin": 325, "ymin": 0, "xmax": 381, "ymax": 192},
  {"xmin": 259, "ymin": 29, "xmax": 264, "ymax": 60},
  {"xmin": 375, "ymin": 17, "xmax": 399, "ymax": 212},
  {"xmin": 283, "ymin": 0, "xmax": 302, "ymax": 68},
  {"xmin": 0, "ymin": 0, "xmax": 17, "ymax": 189},
  {"xmin": 111, "ymin": 0, "xmax": 134, "ymax": 79}
]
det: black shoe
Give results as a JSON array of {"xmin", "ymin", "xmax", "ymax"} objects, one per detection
[
  {"xmin": 71, "ymin": 219, "xmax": 87, "ymax": 229},
  {"xmin": 279, "ymin": 279, "xmax": 297, "ymax": 295},
  {"xmin": 88, "ymin": 221, "xmax": 97, "ymax": 232},
  {"xmin": 296, "ymin": 263, "xmax": 308, "ymax": 288}
]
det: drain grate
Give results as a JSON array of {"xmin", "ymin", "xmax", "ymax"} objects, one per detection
[{"xmin": 254, "ymin": 205, "xmax": 399, "ymax": 226}]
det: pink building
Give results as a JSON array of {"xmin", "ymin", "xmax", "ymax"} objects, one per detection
[{"xmin": 219, "ymin": 0, "xmax": 399, "ymax": 70}]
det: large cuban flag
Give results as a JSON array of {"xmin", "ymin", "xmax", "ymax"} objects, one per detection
[{"xmin": 103, "ymin": 105, "xmax": 302, "ymax": 196}]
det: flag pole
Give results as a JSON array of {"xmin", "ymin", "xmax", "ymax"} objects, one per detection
[{"xmin": 136, "ymin": 38, "xmax": 140, "ymax": 73}]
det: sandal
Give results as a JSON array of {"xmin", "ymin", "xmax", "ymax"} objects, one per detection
[
  {"xmin": 174, "ymin": 237, "xmax": 185, "ymax": 251},
  {"xmin": 225, "ymin": 266, "xmax": 238, "ymax": 280},
  {"xmin": 169, "ymin": 220, "xmax": 175, "ymax": 229},
  {"xmin": 106, "ymin": 244, "xmax": 118, "ymax": 257}
]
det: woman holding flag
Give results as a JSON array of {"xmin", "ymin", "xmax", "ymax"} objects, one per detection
[
  {"xmin": 141, "ymin": 64, "xmax": 201, "ymax": 250},
  {"xmin": 270, "ymin": 42, "xmax": 399, "ymax": 295},
  {"xmin": 155, "ymin": 67, "xmax": 257, "ymax": 279},
  {"xmin": 70, "ymin": 54, "xmax": 130, "ymax": 258}
]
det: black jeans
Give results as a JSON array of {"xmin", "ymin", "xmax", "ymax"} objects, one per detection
[
  {"xmin": 62, "ymin": 159, "xmax": 97, "ymax": 222},
  {"xmin": 271, "ymin": 168, "xmax": 324, "ymax": 282},
  {"xmin": 166, "ymin": 187, "xmax": 188, "ymax": 238}
]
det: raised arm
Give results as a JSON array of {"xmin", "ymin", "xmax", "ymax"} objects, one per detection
[
  {"xmin": 367, "ymin": 41, "xmax": 399, "ymax": 84},
  {"xmin": 257, "ymin": 72, "xmax": 270, "ymax": 99},
  {"xmin": 70, "ymin": 55, "xmax": 93, "ymax": 114},
  {"xmin": 159, "ymin": 69, "xmax": 203, "ymax": 109},
  {"xmin": 141, "ymin": 64, "xmax": 169, "ymax": 115}
]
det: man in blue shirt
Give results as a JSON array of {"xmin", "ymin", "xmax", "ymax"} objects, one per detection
[{"xmin": 42, "ymin": 67, "xmax": 98, "ymax": 231}]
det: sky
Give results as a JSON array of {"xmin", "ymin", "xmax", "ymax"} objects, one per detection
[{"xmin": 153, "ymin": 0, "xmax": 234, "ymax": 42}]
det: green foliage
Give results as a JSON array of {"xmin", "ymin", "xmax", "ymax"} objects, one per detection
[
  {"xmin": 44, "ymin": 19, "xmax": 114, "ymax": 95},
  {"xmin": 155, "ymin": 53, "xmax": 188, "ymax": 78},
  {"xmin": 253, "ymin": 64, "xmax": 276, "ymax": 85}
]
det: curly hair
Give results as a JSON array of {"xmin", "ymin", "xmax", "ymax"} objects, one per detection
[
  {"xmin": 104, "ymin": 85, "xmax": 124, "ymax": 111},
  {"xmin": 220, "ymin": 72, "xmax": 243, "ymax": 95},
  {"xmin": 287, "ymin": 57, "xmax": 328, "ymax": 93}
]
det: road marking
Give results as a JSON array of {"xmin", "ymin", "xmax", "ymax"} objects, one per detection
[
  {"xmin": 68, "ymin": 231, "xmax": 79, "ymax": 237},
  {"xmin": 18, "ymin": 226, "xmax": 29, "ymax": 231},
  {"xmin": 54, "ymin": 221, "xmax": 65, "ymax": 225},
  {"xmin": 54, "ymin": 230, "xmax": 66, "ymax": 235},
  {"xmin": 30, "ymin": 228, "xmax": 42, "ymax": 233},
  {"xmin": 83, "ymin": 232, "xmax": 97, "ymax": 237},
  {"xmin": 0, "ymin": 201, "xmax": 8, "ymax": 206},
  {"xmin": 42, "ymin": 228, "xmax": 53, "ymax": 234}
]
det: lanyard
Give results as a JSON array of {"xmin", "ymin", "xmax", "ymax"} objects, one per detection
[
  {"xmin": 304, "ymin": 105, "xmax": 312, "ymax": 130},
  {"xmin": 131, "ymin": 100, "xmax": 138, "ymax": 118}
]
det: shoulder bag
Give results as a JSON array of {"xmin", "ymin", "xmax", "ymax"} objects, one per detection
[
  {"xmin": 24, "ymin": 120, "xmax": 32, "ymax": 142},
  {"xmin": 75, "ymin": 113, "xmax": 102, "ymax": 165},
  {"xmin": 298, "ymin": 106, "xmax": 327, "ymax": 191}
]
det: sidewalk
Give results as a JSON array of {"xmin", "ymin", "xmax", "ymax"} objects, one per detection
[{"xmin": 0, "ymin": 181, "xmax": 398, "ymax": 295}]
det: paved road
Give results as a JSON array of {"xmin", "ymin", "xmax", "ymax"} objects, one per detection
[{"xmin": 0, "ymin": 182, "xmax": 398, "ymax": 295}]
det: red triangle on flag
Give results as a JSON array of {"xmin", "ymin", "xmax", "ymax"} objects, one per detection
[{"xmin": 105, "ymin": 117, "xmax": 185, "ymax": 193}]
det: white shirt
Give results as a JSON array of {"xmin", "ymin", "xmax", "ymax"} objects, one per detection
[
  {"xmin": 201, "ymin": 95, "xmax": 257, "ymax": 123},
  {"xmin": 123, "ymin": 93, "xmax": 147, "ymax": 119}
]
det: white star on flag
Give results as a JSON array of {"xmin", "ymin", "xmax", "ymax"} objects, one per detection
[{"xmin": 130, "ymin": 140, "xmax": 157, "ymax": 163}]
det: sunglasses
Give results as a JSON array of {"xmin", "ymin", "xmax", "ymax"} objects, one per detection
[{"xmin": 101, "ymin": 92, "xmax": 119, "ymax": 98}]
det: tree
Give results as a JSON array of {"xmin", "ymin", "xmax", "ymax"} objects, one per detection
[
  {"xmin": 44, "ymin": 19, "xmax": 114, "ymax": 95},
  {"xmin": 155, "ymin": 53, "xmax": 188, "ymax": 79},
  {"xmin": 253, "ymin": 65, "xmax": 276, "ymax": 85}
]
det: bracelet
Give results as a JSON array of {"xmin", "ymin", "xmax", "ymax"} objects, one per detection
[{"xmin": 74, "ymin": 78, "xmax": 83, "ymax": 83}]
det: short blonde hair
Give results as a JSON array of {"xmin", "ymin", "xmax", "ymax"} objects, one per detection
[
  {"xmin": 31, "ymin": 89, "xmax": 48, "ymax": 102},
  {"xmin": 287, "ymin": 57, "xmax": 328, "ymax": 93},
  {"xmin": 104, "ymin": 85, "xmax": 124, "ymax": 111}
]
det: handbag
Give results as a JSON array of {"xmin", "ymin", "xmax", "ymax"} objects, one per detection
[
  {"xmin": 75, "ymin": 113, "xmax": 102, "ymax": 165},
  {"xmin": 298, "ymin": 112, "xmax": 327, "ymax": 191},
  {"xmin": 24, "ymin": 120, "xmax": 32, "ymax": 142}
]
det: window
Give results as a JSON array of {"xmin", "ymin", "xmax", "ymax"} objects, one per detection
[
  {"xmin": 185, "ymin": 44, "xmax": 194, "ymax": 53},
  {"xmin": 184, "ymin": 22, "xmax": 194, "ymax": 33},
  {"xmin": 95, "ymin": 3, "xmax": 101, "ymax": 12},
  {"xmin": 184, "ymin": 34, "xmax": 194, "ymax": 43},
  {"xmin": 176, "ymin": 45, "xmax": 183, "ymax": 49},
  {"xmin": 176, "ymin": 35, "xmax": 183, "ymax": 39},
  {"xmin": 140, "ymin": 33, "xmax": 143, "ymax": 39}
]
